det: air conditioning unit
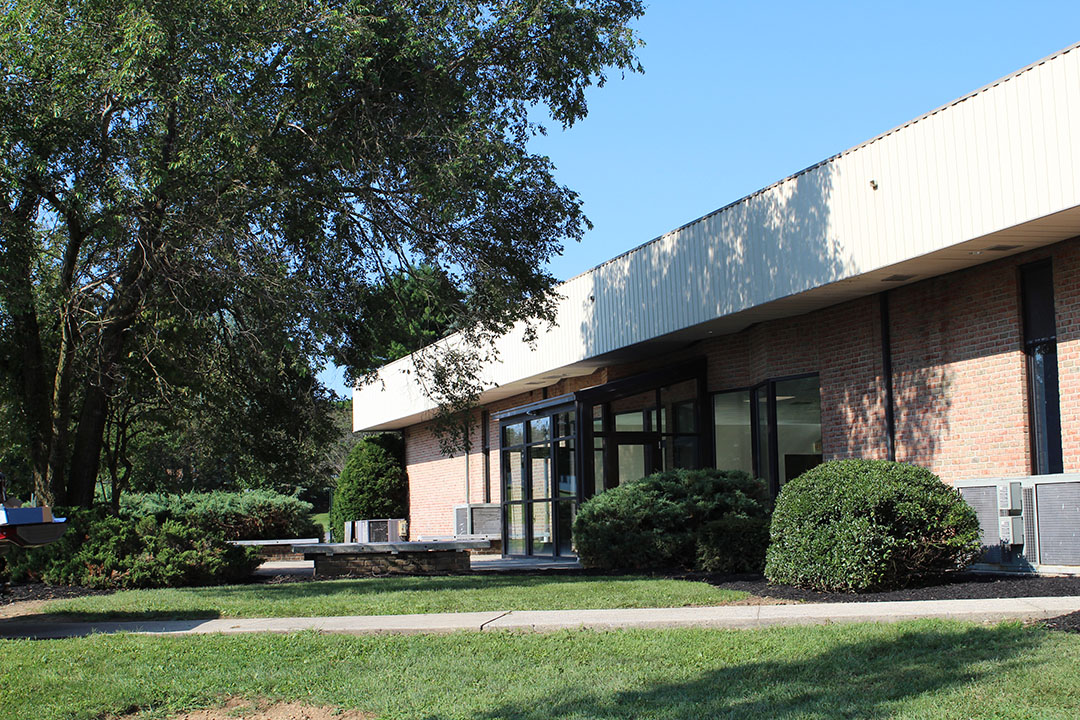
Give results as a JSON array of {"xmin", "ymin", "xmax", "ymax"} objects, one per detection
[
  {"xmin": 955, "ymin": 474, "xmax": 1080, "ymax": 574},
  {"xmin": 343, "ymin": 518, "xmax": 405, "ymax": 543},
  {"xmin": 453, "ymin": 503, "xmax": 501, "ymax": 537}
]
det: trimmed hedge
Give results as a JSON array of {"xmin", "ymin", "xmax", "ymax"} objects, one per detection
[
  {"xmin": 572, "ymin": 468, "xmax": 772, "ymax": 572},
  {"xmin": 330, "ymin": 433, "xmax": 407, "ymax": 541},
  {"xmin": 5, "ymin": 508, "xmax": 260, "ymax": 589},
  {"xmin": 120, "ymin": 490, "xmax": 322, "ymax": 541},
  {"xmin": 765, "ymin": 460, "xmax": 982, "ymax": 592}
]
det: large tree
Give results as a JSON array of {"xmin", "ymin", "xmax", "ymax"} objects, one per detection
[{"xmin": 0, "ymin": 0, "xmax": 643, "ymax": 506}]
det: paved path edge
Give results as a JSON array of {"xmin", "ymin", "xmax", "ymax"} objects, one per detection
[{"xmin": 2, "ymin": 596, "xmax": 1079, "ymax": 640}]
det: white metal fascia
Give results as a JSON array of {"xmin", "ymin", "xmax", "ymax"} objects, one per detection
[{"xmin": 355, "ymin": 41, "xmax": 1080, "ymax": 432}]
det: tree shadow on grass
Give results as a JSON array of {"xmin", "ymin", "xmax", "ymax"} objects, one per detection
[
  {"xmin": 470, "ymin": 624, "xmax": 1041, "ymax": 720},
  {"xmin": 4, "ymin": 574, "xmax": 676, "ymax": 622}
]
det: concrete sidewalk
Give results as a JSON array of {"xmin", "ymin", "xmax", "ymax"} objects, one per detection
[{"xmin": 3, "ymin": 595, "xmax": 1079, "ymax": 640}]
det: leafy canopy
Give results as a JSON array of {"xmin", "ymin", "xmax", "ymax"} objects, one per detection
[{"xmin": 0, "ymin": 0, "xmax": 644, "ymax": 505}]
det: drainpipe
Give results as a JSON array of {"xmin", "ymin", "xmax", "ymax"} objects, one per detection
[
  {"xmin": 464, "ymin": 420, "xmax": 473, "ymax": 536},
  {"xmin": 880, "ymin": 292, "xmax": 897, "ymax": 461}
]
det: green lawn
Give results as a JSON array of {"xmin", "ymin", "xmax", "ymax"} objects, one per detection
[
  {"xmin": 2, "ymin": 620, "xmax": 1079, "ymax": 719},
  {"xmin": 30, "ymin": 575, "xmax": 747, "ymax": 621},
  {"xmin": 311, "ymin": 511, "xmax": 330, "ymax": 537}
]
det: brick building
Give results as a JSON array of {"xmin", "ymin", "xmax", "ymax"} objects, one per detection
[{"xmin": 355, "ymin": 44, "xmax": 1080, "ymax": 571}]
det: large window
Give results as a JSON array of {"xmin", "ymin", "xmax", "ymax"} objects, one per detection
[
  {"xmin": 1022, "ymin": 261, "xmax": 1063, "ymax": 475},
  {"xmin": 714, "ymin": 375, "xmax": 822, "ymax": 493},
  {"xmin": 586, "ymin": 374, "xmax": 704, "ymax": 492},
  {"xmin": 713, "ymin": 390, "xmax": 753, "ymax": 474}
]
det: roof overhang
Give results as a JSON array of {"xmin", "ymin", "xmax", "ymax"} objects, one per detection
[{"xmin": 355, "ymin": 43, "xmax": 1080, "ymax": 432}]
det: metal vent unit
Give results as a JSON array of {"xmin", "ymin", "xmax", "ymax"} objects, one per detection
[
  {"xmin": 954, "ymin": 474, "xmax": 1080, "ymax": 575},
  {"xmin": 1036, "ymin": 482, "xmax": 1080, "ymax": 566},
  {"xmin": 343, "ymin": 518, "xmax": 405, "ymax": 543},
  {"xmin": 454, "ymin": 503, "xmax": 501, "ymax": 537},
  {"xmin": 958, "ymin": 485, "xmax": 1001, "ymax": 563}
]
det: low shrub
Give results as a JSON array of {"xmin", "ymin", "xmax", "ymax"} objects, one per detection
[
  {"xmin": 6, "ymin": 508, "xmax": 260, "ymax": 589},
  {"xmin": 120, "ymin": 489, "xmax": 322, "ymax": 541},
  {"xmin": 330, "ymin": 433, "xmax": 407, "ymax": 540},
  {"xmin": 572, "ymin": 468, "xmax": 772, "ymax": 572},
  {"xmin": 764, "ymin": 460, "xmax": 982, "ymax": 592}
]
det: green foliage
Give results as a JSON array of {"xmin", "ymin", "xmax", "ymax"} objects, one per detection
[
  {"xmin": 329, "ymin": 434, "xmax": 407, "ymax": 540},
  {"xmin": 6, "ymin": 508, "xmax": 259, "ymax": 589},
  {"xmin": 120, "ymin": 490, "xmax": 322, "ymax": 541},
  {"xmin": 573, "ymin": 468, "xmax": 773, "ymax": 572},
  {"xmin": 765, "ymin": 460, "xmax": 983, "ymax": 592},
  {"xmin": 0, "ymin": 0, "xmax": 644, "ymax": 506}
]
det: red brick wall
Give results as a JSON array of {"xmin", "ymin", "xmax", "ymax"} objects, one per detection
[
  {"xmin": 1054, "ymin": 241, "xmax": 1080, "ymax": 472},
  {"xmin": 888, "ymin": 259, "xmax": 1029, "ymax": 480},
  {"xmin": 403, "ymin": 422, "xmax": 464, "ymax": 538},
  {"xmin": 403, "ymin": 236, "xmax": 1080, "ymax": 533}
]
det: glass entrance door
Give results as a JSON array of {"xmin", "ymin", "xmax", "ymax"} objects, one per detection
[{"xmin": 500, "ymin": 409, "xmax": 577, "ymax": 557}]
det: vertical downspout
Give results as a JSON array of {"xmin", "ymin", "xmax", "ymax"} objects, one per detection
[
  {"xmin": 880, "ymin": 292, "xmax": 897, "ymax": 461},
  {"xmin": 464, "ymin": 416, "xmax": 473, "ymax": 535},
  {"xmin": 481, "ymin": 410, "xmax": 491, "ymax": 504}
]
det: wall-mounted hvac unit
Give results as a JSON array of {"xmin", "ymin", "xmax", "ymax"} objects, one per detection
[
  {"xmin": 343, "ymin": 518, "xmax": 405, "ymax": 543},
  {"xmin": 454, "ymin": 503, "xmax": 501, "ymax": 537},
  {"xmin": 955, "ymin": 474, "xmax": 1080, "ymax": 575}
]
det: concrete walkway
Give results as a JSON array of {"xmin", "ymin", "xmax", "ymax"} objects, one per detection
[{"xmin": 3, "ymin": 596, "xmax": 1079, "ymax": 640}]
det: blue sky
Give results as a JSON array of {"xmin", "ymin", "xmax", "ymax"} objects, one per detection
[{"xmin": 322, "ymin": 2, "xmax": 1080, "ymax": 396}]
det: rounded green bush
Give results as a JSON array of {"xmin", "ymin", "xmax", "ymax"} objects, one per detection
[
  {"xmin": 572, "ymin": 468, "xmax": 772, "ymax": 572},
  {"xmin": 121, "ymin": 489, "xmax": 322, "ymax": 540},
  {"xmin": 764, "ymin": 460, "xmax": 982, "ymax": 592},
  {"xmin": 329, "ymin": 433, "xmax": 407, "ymax": 541},
  {"xmin": 5, "ymin": 507, "xmax": 260, "ymax": 588}
]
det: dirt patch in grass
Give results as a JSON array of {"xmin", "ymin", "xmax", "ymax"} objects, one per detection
[{"xmin": 113, "ymin": 696, "xmax": 372, "ymax": 720}]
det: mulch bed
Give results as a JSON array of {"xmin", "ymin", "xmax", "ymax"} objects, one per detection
[
  {"xmin": 687, "ymin": 571, "xmax": 1080, "ymax": 634},
  {"xmin": 0, "ymin": 582, "xmax": 115, "ymax": 605},
  {"xmin": 687, "ymin": 571, "xmax": 1080, "ymax": 604}
]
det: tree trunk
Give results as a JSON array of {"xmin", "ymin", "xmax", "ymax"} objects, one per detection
[
  {"xmin": 68, "ymin": 382, "xmax": 110, "ymax": 508},
  {"xmin": 0, "ymin": 192, "xmax": 53, "ymax": 504}
]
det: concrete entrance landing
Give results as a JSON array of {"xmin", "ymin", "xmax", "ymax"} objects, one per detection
[
  {"xmin": 254, "ymin": 555, "xmax": 582, "ymax": 578},
  {"xmin": 470, "ymin": 556, "xmax": 582, "ymax": 572}
]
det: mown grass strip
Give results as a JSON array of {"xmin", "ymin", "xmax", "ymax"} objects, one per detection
[
  {"xmin": 33, "ymin": 575, "xmax": 747, "ymax": 621},
  {"xmin": 2, "ymin": 620, "xmax": 1079, "ymax": 720}
]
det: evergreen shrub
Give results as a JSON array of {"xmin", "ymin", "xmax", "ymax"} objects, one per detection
[
  {"xmin": 572, "ymin": 468, "xmax": 772, "ymax": 572},
  {"xmin": 120, "ymin": 489, "xmax": 321, "ymax": 540},
  {"xmin": 5, "ymin": 508, "xmax": 259, "ymax": 588},
  {"xmin": 764, "ymin": 459, "xmax": 982, "ymax": 592},
  {"xmin": 329, "ymin": 433, "xmax": 407, "ymax": 541}
]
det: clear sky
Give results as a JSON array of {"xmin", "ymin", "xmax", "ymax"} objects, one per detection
[{"xmin": 322, "ymin": 1, "xmax": 1080, "ymax": 396}]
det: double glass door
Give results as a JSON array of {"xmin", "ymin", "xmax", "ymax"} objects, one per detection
[{"xmin": 502, "ymin": 411, "xmax": 577, "ymax": 557}]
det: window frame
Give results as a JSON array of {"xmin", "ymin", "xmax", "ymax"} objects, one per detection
[{"xmin": 713, "ymin": 372, "xmax": 822, "ymax": 495}]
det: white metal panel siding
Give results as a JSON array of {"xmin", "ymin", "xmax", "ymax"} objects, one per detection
[{"xmin": 355, "ymin": 45, "xmax": 1080, "ymax": 431}]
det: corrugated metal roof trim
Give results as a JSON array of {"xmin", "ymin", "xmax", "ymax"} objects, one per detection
[
  {"xmin": 562, "ymin": 40, "xmax": 1080, "ymax": 285},
  {"xmin": 359, "ymin": 40, "xmax": 1080, "ymax": 390}
]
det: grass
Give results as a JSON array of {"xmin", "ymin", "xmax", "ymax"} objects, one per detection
[
  {"xmin": 311, "ymin": 511, "xmax": 330, "ymax": 538},
  {"xmin": 30, "ymin": 575, "xmax": 747, "ymax": 621},
  {"xmin": 2, "ymin": 620, "xmax": 1079, "ymax": 719}
]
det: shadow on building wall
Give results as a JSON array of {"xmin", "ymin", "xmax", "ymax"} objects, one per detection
[{"xmin": 575, "ymin": 161, "xmax": 850, "ymax": 358}]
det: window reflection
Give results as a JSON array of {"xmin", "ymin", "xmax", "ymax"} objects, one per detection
[
  {"xmin": 713, "ymin": 391, "xmax": 752, "ymax": 474},
  {"xmin": 774, "ymin": 376, "xmax": 823, "ymax": 486}
]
